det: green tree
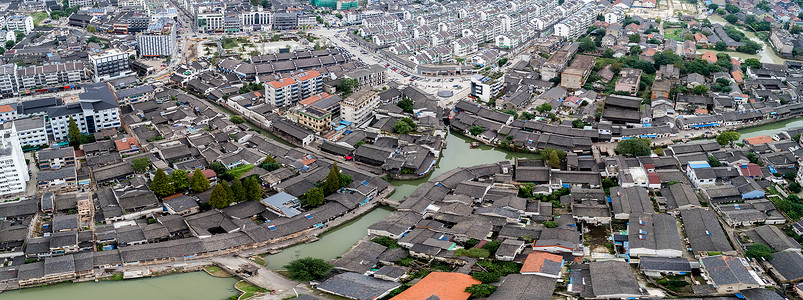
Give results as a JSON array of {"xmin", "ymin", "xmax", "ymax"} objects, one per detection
[
  {"xmin": 497, "ymin": 57, "xmax": 508, "ymax": 67},
  {"xmin": 230, "ymin": 115, "xmax": 245, "ymax": 124},
  {"xmin": 693, "ymin": 84, "xmax": 709, "ymax": 95},
  {"xmin": 170, "ymin": 169, "xmax": 190, "ymax": 191},
  {"xmin": 220, "ymin": 181, "xmax": 235, "ymax": 204},
  {"xmin": 629, "ymin": 33, "xmax": 641, "ymax": 43},
  {"xmin": 548, "ymin": 151, "xmax": 560, "ymax": 169},
  {"xmin": 150, "ymin": 168, "xmax": 175, "ymax": 197},
  {"xmin": 725, "ymin": 3, "xmax": 739, "ymax": 13},
  {"xmin": 724, "ymin": 14, "xmax": 738, "ymax": 24},
  {"xmin": 396, "ymin": 98, "xmax": 414, "ymax": 113},
  {"xmin": 616, "ymin": 138, "xmax": 651, "ymax": 156},
  {"xmin": 284, "ymin": 257, "xmax": 333, "ymax": 281},
  {"xmin": 337, "ymin": 78, "xmax": 359, "ymax": 96},
  {"xmin": 230, "ymin": 178, "xmax": 247, "ymax": 202},
  {"xmin": 190, "ymin": 168, "xmax": 211, "ymax": 193},
  {"xmin": 791, "ymin": 182, "xmax": 803, "ymax": 193},
  {"xmin": 5, "ymin": 40, "xmax": 14, "ymax": 49},
  {"xmin": 536, "ymin": 103, "xmax": 552, "ymax": 113},
  {"xmin": 707, "ymin": 155, "xmax": 722, "ymax": 167},
  {"xmin": 244, "ymin": 176, "xmax": 263, "ymax": 201},
  {"xmin": 465, "ymin": 284, "xmax": 497, "ymax": 298},
  {"xmin": 745, "ymin": 243, "xmax": 774, "ymax": 260},
  {"xmin": 630, "ymin": 45, "xmax": 642, "ymax": 55},
  {"xmin": 744, "ymin": 58, "xmax": 761, "ymax": 69},
  {"xmin": 716, "ymin": 131, "xmax": 741, "ymax": 146},
  {"xmin": 469, "ymin": 125, "xmax": 485, "ymax": 136},
  {"xmin": 715, "ymin": 41, "xmax": 727, "ymax": 51},
  {"xmin": 393, "ymin": 119, "xmax": 413, "ymax": 134},
  {"xmin": 324, "ymin": 162, "xmax": 342, "ymax": 195},
  {"xmin": 602, "ymin": 48, "xmax": 615, "ymax": 58},
  {"xmin": 543, "ymin": 221, "xmax": 559, "ymax": 228},
  {"xmin": 209, "ymin": 183, "xmax": 232, "ymax": 208},
  {"xmin": 471, "ymin": 272, "xmax": 501, "ymax": 283},
  {"xmin": 209, "ymin": 162, "xmax": 227, "ymax": 176},
  {"xmin": 482, "ymin": 240, "xmax": 502, "ymax": 254},
  {"xmin": 303, "ymin": 187, "xmax": 325, "ymax": 207},
  {"xmin": 67, "ymin": 116, "xmax": 81, "ymax": 147},
  {"xmin": 131, "ymin": 157, "xmax": 150, "ymax": 172},
  {"xmin": 578, "ymin": 37, "xmax": 597, "ymax": 52},
  {"xmin": 86, "ymin": 25, "xmax": 97, "ymax": 33}
]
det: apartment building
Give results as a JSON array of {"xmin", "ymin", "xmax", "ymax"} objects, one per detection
[
  {"xmin": 264, "ymin": 71, "xmax": 323, "ymax": 107},
  {"xmin": 615, "ymin": 68, "xmax": 643, "ymax": 96},
  {"xmin": 47, "ymin": 83, "xmax": 121, "ymax": 141},
  {"xmin": 295, "ymin": 106, "xmax": 332, "ymax": 134},
  {"xmin": 7, "ymin": 15, "xmax": 34, "ymax": 35},
  {"xmin": 137, "ymin": 21, "xmax": 177, "ymax": 57},
  {"xmin": 17, "ymin": 62, "xmax": 86, "ymax": 90},
  {"xmin": 13, "ymin": 117, "xmax": 48, "ymax": 147},
  {"xmin": 0, "ymin": 31, "xmax": 15, "ymax": 44},
  {"xmin": 240, "ymin": 11, "xmax": 272, "ymax": 31},
  {"xmin": 343, "ymin": 65, "xmax": 386, "ymax": 88},
  {"xmin": 0, "ymin": 122, "xmax": 29, "ymax": 198},
  {"xmin": 560, "ymin": 55, "xmax": 595, "ymax": 90},
  {"xmin": 470, "ymin": 73, "xmax": 505, "ymax": 102},
  {"xmin": 196, "ymin": 13, "xmax": 224, "ymax": 33},
  {"xmin": 0, "ymin": 104, "xmax": 16, "ymax": 122},
  {"xmin": 88, "ymin": 49, "xmax": 135, "ymax": 82},
  {"xmin": 0, "ymin": 65, "xmax": 16, "ymax": 96},
  {"xmin": 340, "ymin": 88, "xmax": 380, "ymax": 125}
]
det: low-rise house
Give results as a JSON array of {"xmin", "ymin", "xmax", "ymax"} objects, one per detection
[
  {"xmin": 520, "ymin": 251, "xmax": 563, "ymax": 278},
  {"xmin": 639, "ymin": 256, "xmax": 692, "ymax": 278},
  {"xmin": 316, "ymin": 272, "xmax": 400, "ymax": 300},
  {"xmin": 37, "ymin": 147, "xmax": 76, "ymax": 169},
  {"xmin": 627, "ymin": 213, "xmax": 683, "ymax": 258},
  {"xmin": 392, "ymin": 272, "xmax": 479, "ymax": 300},
  {"xmin": 700, "ymin": 255, "xmax": 764, "ymax": 294},
  {"xmin": 681, "ymin": 208, "xmax": 735, "ymax": 256}
]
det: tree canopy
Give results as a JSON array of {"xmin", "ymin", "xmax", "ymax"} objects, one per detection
[
  {"xmin": 616, "ymin": 138, "xmax": 651, "ymax": 156},
  {"xmin": 243, "ymin": 176, "xmax": 263, "ymax": 201},
  {"xmin": 745, "ymin": 243, "xmax": 774, "ymax": 261},
  {"xmin": 190, "ymin": 168, "xmax": 211, "ymax": 193},
  {"xmin": 323, "ymin": 162, "xmax": 342, "ymax": 195},
  {"xmin": 170, "ymin": 169, "xmax": 190, "ymax": 192},
  {"xmin": 303, "ymin": 187, "xmax": 325, "ymax": 207},
  {"xmin": 716, "ymin": 131, "xmax": 741, "ymax": 146},
  {"xmin": 131, "ymin": 157, "xmax": 150, "ymax": 173},
  {"xmin": 209, "ymin": 183, "xmax": 232, "ymax": 208},
  {"xmin": 150, "ymin": 169, "xmax": 175, "ymax": 197},
  {"xmin": 393, "ymin": 118, "xmax": 417, "ymax": 134},
  {"xmin": 284, "ymin": 257, "xmax": 333, "ymax": 281},
  {"xmin": 230, "ymin": 178, "xmax": 247, "ymax": 202}
]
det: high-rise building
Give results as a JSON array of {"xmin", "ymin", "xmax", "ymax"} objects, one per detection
[
  {"xmin": 6, "ymin": 15, "xmax": 34, "ymax": 35},
  {"xmin": 340, "ymin": 88, "xmax": 380, "ymax": 125},
  {"xmin": 0, "ymin": 122, "xmax": 29, "ymax": 198},
  {"xmin": 88, "ymin": 49, "xmax": 135, "ymax": 82},
  {"xmin": 137, "ymin": 21, "xmax": 176, "ymax": 57},
  {"xmin": 263, "ymin": 71, "xmax": 323, "ymax": 107},
  {"xmin": 47, "ymin": 83, "xmax": 120, "ymax": 141}
]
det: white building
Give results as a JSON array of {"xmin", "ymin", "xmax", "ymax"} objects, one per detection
[
  {"xmin": 137, "ymin": 22, "xmax": 177, "ymax": 57},
  {"xmin": 6, "ymin": 15, "xmax": 34, "ymax": 35},
  {"xmin": 340, "ymin": 88, "xmax": 380, "ymax": 125},
  {"xmin": 470, "ymin": 73, "xmax": 505, "ymax": 102},
  {"xmin": 88, "ymin": 49, "xmax": 135, "ymax": 82},
  {"xmin": 240, "ymin": 11, "xmax": 272, "ymax": 31},
  {"xmin": 0, "ymin": 122, "xmax": 29, "ymax": 198},
  {"xmin": 0, "ymin": 31, "xmax": 15, "ymax": 44},
  {"xmin": 48, "ymin": 83, "xmax": 121, "ymax": 141},
  {"xmin": 13, "ymin": 117, "xmax": 48, "ymax": 147}
]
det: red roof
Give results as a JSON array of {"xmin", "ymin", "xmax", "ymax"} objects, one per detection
[
  {"xmin": 731, "ymin": 70, "xmax": 744, "ymax": 83},
  {"xmin": 701, "ymin": 52, "xmax": 717, "ymax": 63},
  {"xmin": 643, "ymin": 163, "xmax": 655, "ymax": 170},
  {"xmin": 391, "ymin": 272, "xmax": 480, "ymax": 300},
  {"xmin": 648, "ymin": 172, "xmax": 660, "ymax": 184},
  {"xmin": 0, "ymin": 105, "xmax": 14, "ymax": 114},
  {"xmin": 738, "ymin": 163, "xmax": 763, "ymax": 177},
  {"xmin": 114, "ymin": 137, "xmax": 140, "ymax": 152},
  {"xmin": 268, "ymin": 77, "xmax": 296, "ymax": 89},
  {"xmin": 744, "ymin": 135, "xmax": 774, "ymax": 146},
  {"xmin": 294, "ymin": 70, "xmax": 321, "ymax": 81},
  {"xmin": 202, "ymin": 169, "xmax": 217, "ymax": 179},
  {"xmin": 300, "ymin": 92, "xmax": 330, "ymax": 106},
  {"xmin": 521, "ymin": 251, "xmax": 563, "ymax": 274}
]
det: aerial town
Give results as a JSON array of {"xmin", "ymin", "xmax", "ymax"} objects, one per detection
[{"xmin": 3, "ymin": 0, "xmax": 803, "ymax": 299}]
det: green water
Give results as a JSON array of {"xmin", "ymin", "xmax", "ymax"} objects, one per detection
[
  {"xmin": 388, "ymin": 132, "xmax": 539, "ymax": 201},
  {"xmin": 735, "ymin": 118, "xmax": 803, "ymax": 139},
  {"xmin": 265, "ymin": 206, "xmax": 394, "ymax": 269},
  {"xmin": 0, "ymin": 272, "xmax": 238, "ymax": 300}
]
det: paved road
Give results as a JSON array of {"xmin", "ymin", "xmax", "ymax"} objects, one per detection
[{"xmin": 212, "ymin": 256, "xmax": 313, "ymax": 299}]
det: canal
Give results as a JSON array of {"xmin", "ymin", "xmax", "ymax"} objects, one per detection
[
  {"xmin": 0, "ymin": 272, "xmax": 239, "ymax": 300},
  {"xmin": 736, "ymin": 118, "xmax": 803, "ymax": 139},
  {"xmin": 708, "ymin": 15, "xmax": 791, "ymax": 64}
]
